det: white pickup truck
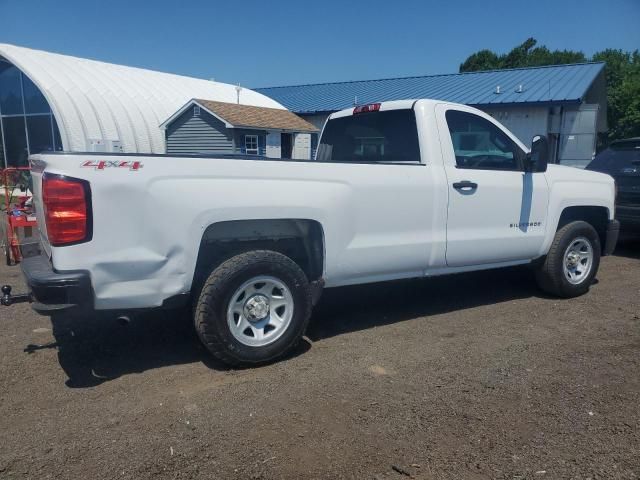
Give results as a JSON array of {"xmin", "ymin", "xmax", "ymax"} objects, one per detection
[{"xmin": 3, "ymin": 99, "xmax": 619, "ymax": 366}]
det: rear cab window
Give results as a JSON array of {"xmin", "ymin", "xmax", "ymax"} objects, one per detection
[{"xmin": 317, "ymin": 108, "xmax": 421, "ymax": 163}]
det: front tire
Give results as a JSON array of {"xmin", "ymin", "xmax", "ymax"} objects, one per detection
[
  {"xmin": 535, "ymin": 220, "xmax": 601, "ymax": 298},
  {"xmin": 194, "ymin": 250, "xmax": 312, "ymax": 367}
]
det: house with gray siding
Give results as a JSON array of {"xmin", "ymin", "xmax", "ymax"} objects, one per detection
[{"xmin": 162, "ymin": 99, "xmax": 318, "ymax": 159}]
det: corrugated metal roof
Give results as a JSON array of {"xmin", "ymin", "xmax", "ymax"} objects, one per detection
[{"xmin": 256, "ymin": 63, "xmax": 605, "ymax": 114}]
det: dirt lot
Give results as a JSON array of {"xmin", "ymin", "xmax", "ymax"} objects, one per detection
[{"xmin": 1, "ymin": 242, "xmax": 639, "ymax": 480}]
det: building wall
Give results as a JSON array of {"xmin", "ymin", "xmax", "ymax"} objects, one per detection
[
  {"xmin": 301, "ymin": 114, "xmax": 328, "ymax": 132},
  {"xmin": 292, "ymin": 133, "xmax": 311, "ymax": 160},
  {"xmin": 300, "ymin": 114, "xmax": 328, "ymax": 159},
  {"xmin": 485, "ymin": 104, "xmax": 600, "ymax": 168},
  {"xmin": 166, "ymin": 106, "xmax": 233, "ymax": 155},
  {"xmin": 166, "ymin": 107, "xmax": 272, "ymax": 157},
  {"xmin": 481, "ymin": 106, "xmax": 549, "ymax": 148},
  {"xmin": 584, "ymin": 70, "xmax": 608, "ymax": 133},
  {"xmin": 556, "ymin": 104, "xmax": 599, "ymax": 168}
]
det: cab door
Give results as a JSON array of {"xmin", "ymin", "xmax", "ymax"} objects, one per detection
[{"xmin": 436, "ymin": 104, "xmax": 549, "ymax": 267}]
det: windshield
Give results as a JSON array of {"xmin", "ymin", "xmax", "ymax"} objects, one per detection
[
  {"xmin": 317, "ymin": 109, "xmax": 420, "ymax": 163},
  {"xmin": 587, "ymin": 145, "xmax": 640, "ymax": 172}
]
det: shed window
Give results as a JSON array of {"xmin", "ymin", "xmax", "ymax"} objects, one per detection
[
  {"xmin": 245, "ymin": 135, "xmax": 258, "ymax": 155},
  {"xmin": 193, "ymin": 105, "xmax": 200, "ymax": 116}
]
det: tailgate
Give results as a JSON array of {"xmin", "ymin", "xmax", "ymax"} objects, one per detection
[{"xmin": 29, "ymin": 157, "xmax": 51, "ymax": 257}]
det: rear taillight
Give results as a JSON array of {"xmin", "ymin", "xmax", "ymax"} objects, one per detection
[{"xmin": 42, "ymin": 175, "xmax": 92, "ymax": 246}]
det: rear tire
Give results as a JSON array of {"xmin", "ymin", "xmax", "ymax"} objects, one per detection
[
  {"xmin": 535, "ymin": 220, "xmax": 601, "ymax": 298},
  {"xmin": 194, "ymin": 250, "xmax": 312, "ymax": 367}
]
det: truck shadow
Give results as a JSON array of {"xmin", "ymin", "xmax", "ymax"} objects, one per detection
[
  {"xmin": 48, "ymin": 309, "xmax": 216, "ymax": 388},
  {"xmin": 307, "ymin": 266, "xmax": 543, "ymax": 341},
  {"xmin": 613, "ymin": 236, "xmax": 640, "ymax": 260},
  {"xmin": 47, "ymin": 265, "xmax": 550, "ymax": 388}
]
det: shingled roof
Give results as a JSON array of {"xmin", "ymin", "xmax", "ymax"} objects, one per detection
[{"xmin": 170, "ymin": 99, "xmax": 318, "ymax": 132}]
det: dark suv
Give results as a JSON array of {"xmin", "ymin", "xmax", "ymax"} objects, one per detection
[{"xmin": 587, "ymin": 138, "xmax": 640, "ymax": 232}]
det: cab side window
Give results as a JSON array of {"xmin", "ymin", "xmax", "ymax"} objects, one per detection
[{"xmin": 445, "ymin": 110, "xmax": 524, "ymax": 171}]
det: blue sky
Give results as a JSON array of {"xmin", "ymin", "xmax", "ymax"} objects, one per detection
[{"xmin": 1, "ymin": 0, "xmax": 638, "ymax": 88}]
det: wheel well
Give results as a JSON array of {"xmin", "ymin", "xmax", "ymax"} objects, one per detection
[
  {"xmin": 192, "ymin": 219, "xmax": 325, "ymax": 297},
  {"xmin": 557, "ymin": 206, "xmax": 608, "ymax": 250}
]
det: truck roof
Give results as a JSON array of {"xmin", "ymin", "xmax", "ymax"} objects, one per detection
[{"xmin": 328, "ymin": 98, "xmax": 460, "ymax": 119}]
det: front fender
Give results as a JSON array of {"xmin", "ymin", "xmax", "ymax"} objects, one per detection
[{"xmin": 539, "ymin": 170, "xmax": 615, "ymax": 256}]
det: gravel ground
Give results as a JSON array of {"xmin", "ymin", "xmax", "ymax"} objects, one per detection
[{"xmin": 0, "ymin": 241, "xmax": 639, "ymax": 479}]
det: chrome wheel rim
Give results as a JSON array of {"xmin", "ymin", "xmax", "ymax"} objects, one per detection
[
  {"xmin": 563, "ymin": 237, "xmax": 593, "ymax": 285},
  {"xmin": 226, "ymin": 275, "xmax": 294, "ymax": 347}
]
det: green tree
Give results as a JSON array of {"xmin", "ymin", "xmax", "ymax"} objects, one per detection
[
  {"xmin": 460, "ymin": 39, "xmax": 640, "ymax": 143},
  {"xmin": 592, "ymin": 49, "xmax": 640, "ymax": 140},
  {"xmin": 458, "ymin": 49, "xmax": 501, "ymax": 72},
  {"xmin": 502, "ymin": 37, "xmax": 538, "ymax": 68},
  {"xmin": 459, "ymin": 38, "xmax": 586, "ymax": 72}
]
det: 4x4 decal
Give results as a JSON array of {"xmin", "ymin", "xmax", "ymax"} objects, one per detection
[{"xmin": 81, "ymin": 160, "xmax": 143, "ymax": 171}]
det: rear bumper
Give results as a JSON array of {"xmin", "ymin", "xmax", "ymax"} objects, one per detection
[
  {"xmin": 21, "ymin": 253, "xmax": 92, "ymax": 315},
  {"xmin": 603, "ymin": 219, "xmax": 620, "ymax": 256}
]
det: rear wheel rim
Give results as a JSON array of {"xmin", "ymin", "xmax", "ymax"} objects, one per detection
[
  {"xmin": 226, "ymin": 275, "xmax": 294, "ymax": 347},
  {"xmin": 562, "ymin": 236, "xmax": 593, "ymax": 285}
]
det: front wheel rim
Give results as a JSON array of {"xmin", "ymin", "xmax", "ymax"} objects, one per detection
[
  {"xmin": 562, "ymin": 236, "xmax": 594, "ymax": 285},
  {"xmin": 226, "ymin": 275, "xmax": 294, "ymax": 347}
]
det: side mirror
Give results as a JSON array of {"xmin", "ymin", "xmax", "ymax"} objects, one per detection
[{"xmin": 526, "ymin": 134, "xmax": 549, "ymax": 172}]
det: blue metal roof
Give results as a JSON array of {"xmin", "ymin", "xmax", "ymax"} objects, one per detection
[{"xmin": 256, "ymin": 63, "xmax": 605, "ymax": 114}]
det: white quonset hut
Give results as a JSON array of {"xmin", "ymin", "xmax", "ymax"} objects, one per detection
[{"xmin": 0, "ymin": 43, "xmax": 285, "ymax": 167}]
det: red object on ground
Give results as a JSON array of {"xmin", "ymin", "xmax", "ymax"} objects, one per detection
[{"xmin": 2, "ymin": 167, "xmax": 37, "ymax": 265}]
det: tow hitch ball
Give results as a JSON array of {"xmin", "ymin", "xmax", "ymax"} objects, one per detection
[{"xmin": 1, "ymin": 285, "xmax": 31, "ymax": 306}]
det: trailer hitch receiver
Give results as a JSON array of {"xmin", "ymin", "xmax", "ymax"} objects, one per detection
[{"xmin": 1, "ymin": 285, "xmax": 31, "ymax": 306}]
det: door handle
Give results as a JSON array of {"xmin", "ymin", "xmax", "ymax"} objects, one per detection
[{"xmin": 452, "ymin": 181, "xmax": 478, "ymax": 191}]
